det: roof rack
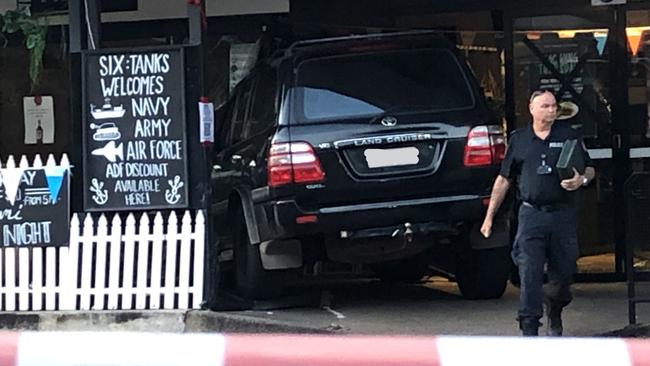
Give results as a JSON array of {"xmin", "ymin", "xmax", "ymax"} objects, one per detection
[{"xmin": 284, "ymin": 30, "xmax": 439, "ymax": 57}]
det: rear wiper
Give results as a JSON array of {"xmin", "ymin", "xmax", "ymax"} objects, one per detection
[{"xmin": 368, "ymin": 105, "xmax": 438, "ymax": 125}]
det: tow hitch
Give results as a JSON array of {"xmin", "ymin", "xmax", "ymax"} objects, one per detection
[
  {"xmin": 391, "ymin": 222, "xmax": 414, "ymax": 243},
  {"xmin": 331, "ymin": 222, "xmax": 456, "ymax": 264}
]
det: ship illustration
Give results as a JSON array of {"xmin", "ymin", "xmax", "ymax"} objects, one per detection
[{"xmin": 90, "ymin": 98, "xmax": 126, "ymax": 119}]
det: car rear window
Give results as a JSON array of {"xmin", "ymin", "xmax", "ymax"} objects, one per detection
[{"xmin": 292, "ymin": 48, "xmax": 475, "ymax": 124}]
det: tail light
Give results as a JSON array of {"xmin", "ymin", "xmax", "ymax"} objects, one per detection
[
  {"xmin": 463, "ymin": 125, "xmax": 506, "ymax": 167},
  {"xmin": 268, "ymin": 142, "xmax": 325, "ymax": 187}
]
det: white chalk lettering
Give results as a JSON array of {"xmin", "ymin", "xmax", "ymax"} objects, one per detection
[
  {"xmin": 149, "ymin": 140, "xmax": 182, "ymax": 160},
  {"xmin": 100, "ymin": 76, "xmax": 164, "ymax": 98},
  {"xmin": 131, "ymin": 96, "xmax": 170, "ymax": 117},
  {"xmin": 100, "ymin": 78, "xmax": 114, "ymax": 97},
  {"xmin": 23, "ymin": 195, "xmax": 52, "ymax": 206},
  {"xmin": 23, "ymin": 196, "xmax": 43, "ymax": 206},
  {"xmin": 99, "ymin": 55, "xmax": 125, "ymax": 77},
  {"xmin": 21, "ymin": 171, "xmax": 36, "ymax": 185},
  {"xmin": 130, "ymin": 53, "xmax": 170, "ymax": 75},
  {"xmin": 99, "ymin": 56, "xmax": 109, "ymax": 77},
  {"xmin": 134, "ymin": 119, "xmax": 172, "ymax": 138},
  {"xmin": 0, "ymin": 208, "xmax": 22, "ymax": 220},
  {"xmin": 106, "ymin": 163, "xmax": 124, "ymax": 178},
  {"xmin": 124, "ymin": 162, "xmax": 169, "ymax": 178},
  {"xmin": 124, "ymin": 192, "xmax": 150, "ymax": 206},
  {"xmin": 114, "ymin": 179, "xmax": 160, "ymax": 193},
  {"xmin": 3, "ymin": 221, "xmax": 51, "ymax": 246},
  {"xmin": 126, "ymin": 141, "xmax": 147, "ymax": 161}
]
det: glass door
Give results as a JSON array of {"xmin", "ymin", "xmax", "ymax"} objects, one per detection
[
  {"xmin": 625, "ymin": 9, "xmax": 650, "ymax": 273},
  {"xmin": 510, "ymin": 9, "xmax": 625, "ymax": 275}
]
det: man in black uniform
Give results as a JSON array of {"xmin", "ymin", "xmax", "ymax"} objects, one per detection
[{"xmin": 480, "ymin": 90, "xmax": 595, "ymax": 336}]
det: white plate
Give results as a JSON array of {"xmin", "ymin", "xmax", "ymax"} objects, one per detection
[
  {"xmin": 556, "ymin": 101, "xmax": 579, "ymax": 120},
  {"xmin": 364, "ymin": 147, "xmax": 420, "ymax": 168}
]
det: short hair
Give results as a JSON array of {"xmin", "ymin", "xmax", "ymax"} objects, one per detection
[{"xmin": 529, "ymin": 90, "xmax": 555, "ymax": 104}]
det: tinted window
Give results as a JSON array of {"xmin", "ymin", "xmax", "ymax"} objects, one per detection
[
  {"xmin": 215, "ymin": 102, "xmax": 232, "ymax": 149},
  {"xmin": 228, "ymin": 79, "xmax": 253, "ymax": 144},
  {"xmin": 245, "ymin": 69, "xmax": 277, "ymax": 139},
  {"xmin": 293, "ymin": 48, "xmax": 475, "ymax": 123}
]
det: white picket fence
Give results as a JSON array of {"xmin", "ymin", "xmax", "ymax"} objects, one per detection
[{"xmin": 0, "ymin": 210, "xmax": 206, "ymax": 311}]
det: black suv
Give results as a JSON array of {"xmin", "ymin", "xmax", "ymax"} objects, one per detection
[{"xmin": 212, "ymin": 31, "xmax": 511, "ymax": 300}]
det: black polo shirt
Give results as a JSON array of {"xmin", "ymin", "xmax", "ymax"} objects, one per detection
[{"xmin": 499, "ymin": 122, "xmax": 594, "ymax": 206}]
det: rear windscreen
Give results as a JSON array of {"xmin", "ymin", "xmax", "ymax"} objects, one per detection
[{"xmin": 292, "ymin": 48, "xmax": 475, "ymax": 124}]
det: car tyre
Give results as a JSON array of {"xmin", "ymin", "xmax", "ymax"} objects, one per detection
[
  {"xmin": 372, "ymin": 255, "xmax": 430, "ymax": 283},
  {"xmin": 456, "ymin": 245, "xmax": 510, "ymax": 300},
  {"xmin": 233, "ymin": 207, "xmax": 294, "ymax": 300}
]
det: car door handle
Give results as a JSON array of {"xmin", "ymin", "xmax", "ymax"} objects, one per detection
[{"xmin": 211, "ymin": 165, "xmax": 222, "ymax": 179}]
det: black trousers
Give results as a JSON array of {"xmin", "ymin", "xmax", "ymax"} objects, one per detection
[{"xmin": 512, "ymin": 204, "xmax": 579, "ymax": 321}]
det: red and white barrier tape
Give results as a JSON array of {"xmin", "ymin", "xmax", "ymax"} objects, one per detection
[{"xmin": 1, "ymin": 332, "xmax": 649, "ymax": 366}]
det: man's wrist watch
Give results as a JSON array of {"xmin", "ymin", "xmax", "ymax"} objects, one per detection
[{"xmin": 582, "ymin": 176, "xmax": 589, "ymax": 187}]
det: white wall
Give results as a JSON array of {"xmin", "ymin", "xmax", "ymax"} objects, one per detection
[
  {"xmin": 1, "ymin": 0, "xmax": 188, "ymax": 24},
  {"xmin": 102, "ymin": 0, "xmax": 187, "ymax": 22},
  {"xmin": 206, "ymin": 0, "xmax": 289, "ymax": 16},
  {"xmin": 0, "ymin": 0, "xmax": 15, "ymax": 13},
  {"xmin": 1, "ymin": 0, "xmax": 288, "ymax": 22},
  {"xmin": 108, "ymin": 0, "xmax": 290, "ymax": 21}
]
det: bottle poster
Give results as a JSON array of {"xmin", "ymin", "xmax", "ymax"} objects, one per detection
[{"xmin": 23, "ymin": 96, "xmax": 55, "ymax": 145}]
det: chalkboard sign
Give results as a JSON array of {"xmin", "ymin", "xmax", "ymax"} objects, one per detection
[
  {"xmin": 82, "ymin": 47, "xmax": 189, "ymax": 211},
  {"xmin": 0, "ymin": 165, "xmax": 70, "ymax": 247}
]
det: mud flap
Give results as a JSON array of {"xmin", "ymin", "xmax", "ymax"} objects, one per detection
[{"xmin": 259, "ymin": 239, "xmax": 303, "ymax": 270}]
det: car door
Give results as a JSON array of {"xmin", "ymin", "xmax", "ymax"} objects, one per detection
[
  {"xmin": 212, "ymin": 77, "xmax": 254, "ymax": 215},
  {"xmin": 240, "ymin": 67, "xmax": 279, "ymax": 188}
]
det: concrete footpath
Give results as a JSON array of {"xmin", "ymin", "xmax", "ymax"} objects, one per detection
[
  {"xmin": 0, "ymin": 310, "xmax": 330, "ymax": 334},
  {"xmin": 0, "ymin": 280, "xmax": 649, "ymax": 336}
]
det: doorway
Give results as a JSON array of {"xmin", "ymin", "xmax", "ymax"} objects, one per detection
[
  {"xmin": 623, "ymin": 9, "xmax": 650, "ymax": 274},
  {"xmin": 507, "ymin": 8, "xmax": 629, "ymax": 277}
]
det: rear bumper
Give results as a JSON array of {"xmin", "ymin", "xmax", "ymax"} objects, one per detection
[{"xmin": 255, "ymin": 194, "xmax": 486, "ymax": 241}]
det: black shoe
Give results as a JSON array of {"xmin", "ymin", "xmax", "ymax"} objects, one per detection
[
  {"xmin": 519, "ymin": 318, "xmax": 541, "ymax": 336},
  {"xmin": 546, "ymin": 306, "xmax": 563, "ymax": 337}
]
